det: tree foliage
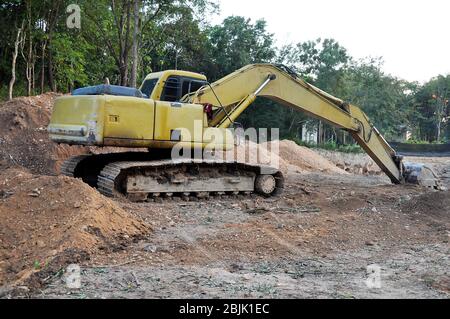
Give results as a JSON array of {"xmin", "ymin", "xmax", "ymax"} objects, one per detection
[
  {"xmin": 207, "ymin": 16, "xmax": 276, "ymax": 79},
  {"xmin": 0, "ymin": 1, "xmax": 449, "ymax": 142}
]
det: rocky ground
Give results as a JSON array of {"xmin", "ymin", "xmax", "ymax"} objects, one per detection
[{"xmin": 0, "ymin": 94, "xmax": 448, "ymax": 299}]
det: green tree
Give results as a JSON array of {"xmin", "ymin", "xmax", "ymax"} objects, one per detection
[
  {"xmin": 413, "ymin": 75, "xmax": 450, "ymax": 142},
  {"xmin": 340, "ymin": 58, "xmax": 415, "ymax": 140},
  {"xmin": 51, "ymin": 32, "xmax": 88, "ymax": 91},
  {"xmin": 206, "ymin": 16, "xmax": 276, "ymax": 80},
  {"xmin": 139, "ymin": 5, "xmax": 214, "ymax": 79},
  {"xmin": 277, "ymin": 38, "xmax": 349, "ymax": 94}
]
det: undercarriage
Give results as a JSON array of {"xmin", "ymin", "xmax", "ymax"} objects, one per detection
[{"xmin": 61, "ymin": 152, "xmax": 284, "ymax": 202}]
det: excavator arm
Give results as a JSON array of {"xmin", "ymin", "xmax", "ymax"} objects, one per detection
[{"xmin": 186, "ymin": 63, "xmax": 427, "ymax": 185}]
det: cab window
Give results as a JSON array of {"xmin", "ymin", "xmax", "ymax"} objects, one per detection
[
  {"xmin": 140, "ymin": 78, "xmax": 158, "ymax": 98},
  {"xmin": 181, "ymin": 80, "xmax": 206, "ymax": 97},
  {"xmin": 161, "ymin": 77, "xmax": 180, "ymax": 102},
  {"xmin": 161, "ymin": 76, "xmax": 207, "ymax": 102}
]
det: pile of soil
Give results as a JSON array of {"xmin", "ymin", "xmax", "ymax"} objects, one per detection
[
  {"xmin": 276, "ymin": 140, "xmax": 345, "ymax": 174},
  {"xmin": 216, "ymin": 140, "xmax": 345, "ymax": 174},
  {"xmin": 0, "ymin": 167, "xmax": 150, "ymax": 288},
  {"xmin": 0, "ymin": 93, "xmax": 89, "ymax": 175},
  {"xmin": 315, "ymin": 149, "xmax": 382, "ymax": 175},
  {"xmin": 216, "ymin": 140, "xmax": 291, "ymax": 172}
]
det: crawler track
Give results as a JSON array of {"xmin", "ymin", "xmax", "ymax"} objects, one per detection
[
  {"xmin": 60, "ymin": 153, "xmax": 284, "ymax": 201},
  {"xmin": 60, "ymin": 155, "xmax": 90, "ymax": 177}
]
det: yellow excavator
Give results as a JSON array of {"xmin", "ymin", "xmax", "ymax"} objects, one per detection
[{"xmin": 48, "ymin": 64, "xmax": 440, "ymax": 201}]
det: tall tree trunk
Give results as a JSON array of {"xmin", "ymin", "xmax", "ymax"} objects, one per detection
[
  {"xmin": 48, "ymin": 32, "xmax": 56, "ymax": 92},
  {"xmin": 27, "ymin": 31, "xmax": 33, "ymax": 96},
  {"xmin": 17, "ymin": 0, "xmax": 34, "ymax": 96},
  {"xmin": 8, "ymin": 24, "xmax": 24, "ymax": 101},
  {"xmin": 317, "ymin": 121, "xmax": 323, "ymax": 144},
  {"xmin": 32, "ymin": 51, "xmax": 35, "ymax": 93},
  {"xmin": 130, "ymin": 0, "xmax": 140, "ymax": 88},
  {"xmin": 21, "ymin": 29, "xmax": 33, "ymax": 96},
  {"xmin": 437, "ymin": 119, "xmax": 441, "ymax": 142},
  {"xmin": 46, "ymin": 0, "xmax": 61, "ymax": 93},
  {"xmin": 121, "ymin": 0, "xmax": 132, "ymax": 86},
  {"xmin": 27, "ymin": 0, "xmax": 33, "ymax": 96},
  {"xmin": 40, "ymin": 41, "xmax": 47, "ymax": 94}
]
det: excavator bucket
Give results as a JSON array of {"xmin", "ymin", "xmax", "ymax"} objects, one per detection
[{"xmin": 402, "ymin": 162, "xmax": 443, "ymax": 190}]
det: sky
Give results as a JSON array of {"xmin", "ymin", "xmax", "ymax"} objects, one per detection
[{"xmin": 212, "ymin": 0, "xmax": 450, "ymax": 83}]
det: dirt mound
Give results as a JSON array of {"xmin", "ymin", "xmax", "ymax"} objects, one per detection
[
  {"xmin": 276, "ymin": 140, "xmax": 345, "ymax": 174},
  {"xmin": 401, "ymin": 191, "xmax": 450, "ymax": 219},
  {"xmin": 0, "ymin": 168, "xmax": 150, "ymax": 288},
  {"xmin": 215, "ymin": 140, "xmax": 291, "ymax": 172},
  {"xmin": 215, "ymin": 140, "xmax": 345, "ymax": 174},
  {"xmin": 315, "ymin": 149, "xmax": 382, "ymax": 175},
  {"xmin": 0, "ymin": 93, "xmax": 89, "ymax": 175}
]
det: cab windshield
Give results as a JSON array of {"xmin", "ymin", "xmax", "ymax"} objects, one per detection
[{"xmin": 140, "ymin": 78, "xmax": 158, "ymax": 98}]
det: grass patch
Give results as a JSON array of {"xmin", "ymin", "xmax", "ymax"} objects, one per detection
[
  {"xmin": 404, "ymin": 139, "xmax": 447, "ymax": 145},
  {"xmin": 292, "ymin": 138, "xmax": 363, "ymax": 153}
]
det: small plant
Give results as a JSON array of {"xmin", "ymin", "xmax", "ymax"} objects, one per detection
[
  {"xmin": 93, "ymin": 267, "xmax": 108, "ymax": 274},
  {"xmin": 33, "ymin": 260, "xmax": 41, "ymax": 270},
  {"xmin": 205, "ymin": 216, "xmax": 213, "ymax": 223},
  {"xmin": 254, "ymin": 283, "xmax": 277, "ymax": 296}
]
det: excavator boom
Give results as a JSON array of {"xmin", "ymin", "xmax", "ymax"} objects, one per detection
[{"xmin": 188, "ymin": 64, "xmax": 404, "ymax": 183}]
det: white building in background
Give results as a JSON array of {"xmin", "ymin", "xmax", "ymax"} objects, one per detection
[
  {"xmin": 301, "ymin": 123, "xmax": 318, "ymax": 144},
  {"xmin": 391, "ymin": 125, "xmax": 413, "ymax": 142},
  {"xmin": 406, "ymin": 130, "xmax": 412, "ymax": 141},
  {"xmin": 301, "ymin": 122, "xmax": 413, "ymax": 144}
]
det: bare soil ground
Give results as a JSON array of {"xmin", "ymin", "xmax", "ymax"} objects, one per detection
[
  {"xmin": 23, "ymin": 171, "xmax": 449, "ymax": 299},
  {"xmin": 0, "ymin": 95, "xmax": 448, "ymax": 299}
]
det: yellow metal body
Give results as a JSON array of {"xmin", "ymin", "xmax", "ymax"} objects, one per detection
[
  {"xmin": 49, "ymin": 64, "xmax": 403, "ymax": 183},
  {"xmin": 49, "ymin": 70, "xmax": 233, "ymax": 150}
]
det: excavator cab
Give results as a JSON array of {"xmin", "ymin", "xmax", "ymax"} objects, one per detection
[{"xmin": 139, "ymin": 70, "xmax": 208, "ymax": 102}]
